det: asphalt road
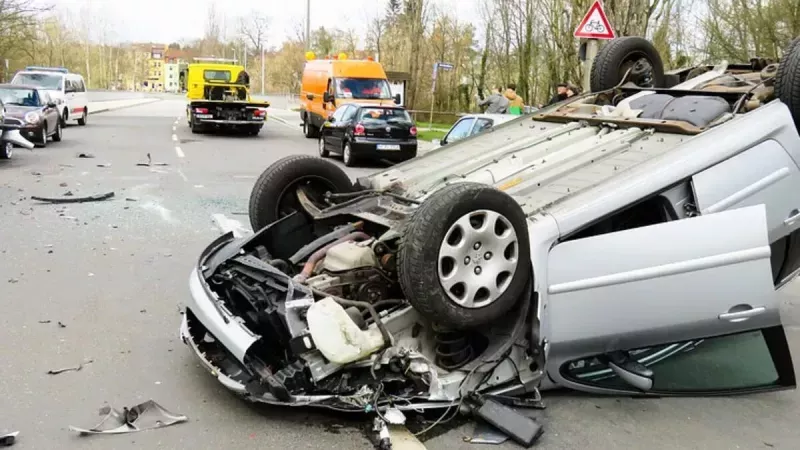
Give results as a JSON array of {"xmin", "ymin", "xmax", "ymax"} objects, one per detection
[{"xmin": 2, "ymin": 96, "xmax": 800, "ymax": 450}]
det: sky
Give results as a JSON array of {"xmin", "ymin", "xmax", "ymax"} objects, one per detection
[{"xmin": 48, "ymin": 0, "xmax": 483, "ymax": 48}]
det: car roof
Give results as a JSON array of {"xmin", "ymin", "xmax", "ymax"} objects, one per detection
[
  {"xmin": 0, "ymin": 83, "xmax": 41, "ymax": 90},
  {"xmin": 349, "ymin": 103, "xmax": 406, "ymax": 109}
]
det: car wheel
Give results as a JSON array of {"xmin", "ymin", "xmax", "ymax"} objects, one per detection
[
  {"xmin": 397, "ymin": 182, "xmax": 532, "ymax": 329},
  {"xmin": 776, "ymin": 37, "xmax": 800, "ymax": 131},
  {"xmin": 342, "ymin": 142, "xmax": 355, "ymax": 167},
  {"xmin": 248, "ymin": 155, "xmax": 355, "ymax": 231},
  {"xmin": 36, "ymin": 123, "xmax": 47, "ymax": 148},
  {"xmin": 77, "ymin": 109, "xmax": 87, "ymax": 126},
  {"xmin": 303, "ymin": 115, "xmax": 319, "ymax": 138},
  {"xmin": 318, "ymin": 137, "xmax": 329, "ymax": 157},
  {"xmin": 52, "ymin": 121, "xmax": 62, "ymax": 142},
  {"xmin": 0, "ymin": 141, "xmax": 12, "ymax": 159},
  {"xmin": 61, "ymin": 109, "xmax": 68, "ymax": 127},
  {"xmin": 190, "ymin": 115, "xmax": 202, "ymax": 134},
  {"xmin": 590, "ymin": 36, "xmax": 665, "ymax": 92}
]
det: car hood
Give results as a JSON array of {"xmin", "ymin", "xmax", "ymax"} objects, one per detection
[{"xmin": 3, "ymin": 105, "xmax": 39, "ymax": 117}]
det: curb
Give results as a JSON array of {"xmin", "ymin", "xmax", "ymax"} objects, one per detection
[{"xmin": 89, "ymin": 98, "xmax": 161, "ymax": 115}]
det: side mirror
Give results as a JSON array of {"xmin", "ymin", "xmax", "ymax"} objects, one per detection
[
  {"xmin": 306, "ymin": 93, "xmax": 314, "ymax": 100},
  {"xmin": 47, "ymin": 102, "xmax": 57, "ymax": 108},
  {"xmin": 323, "ymin": 92, "xmax": 333, "ymax": 103},
  {"xmin": 394, "ymin": 93, "xmax": 401, "ymax": 104},
  {"xmin": 326, "ymin": 115, "xmax": 333, "ymax": 122}
]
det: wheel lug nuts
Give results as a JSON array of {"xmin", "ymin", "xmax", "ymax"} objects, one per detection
[
  {"xmin": 464, "ymin": 256, "xmax": 471, "ymax": 264},
  {"xmin": 474, "ymin": 266, "xmax": 482, "ymax": 275},
  {"xmin": 484, "ymin": 252, "xmax": 492, "ymax": 260},
  {"xmin": 473, "ymin": 242, "xmax": 481, "ymax": 250}
]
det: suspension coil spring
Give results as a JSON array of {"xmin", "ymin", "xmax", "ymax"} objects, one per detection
[{"xmin": 434, "ymin": 329, "xmax": 475, "ymax": 371}]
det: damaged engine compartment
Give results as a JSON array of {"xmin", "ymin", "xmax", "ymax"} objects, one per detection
[{"xmin": 185, "ymin": 203, "xmax": 542, "ymax": 414}]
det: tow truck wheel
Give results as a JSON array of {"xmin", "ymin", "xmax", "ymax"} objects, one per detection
[
  {"xmin": 1, "ymin": 142, "xmax": 12, "ymax": 159},
  {"xmin": 248, "ymin": 155, "xmax": 354, "ymax": 231},
  {"xmin": 776, "ymin": 36, "xmax": 800, "ymax": 131},
  {"xmin": 397, "ymin": 182, "xmax": 532, "ymax": 329},
  {"xmin": 590, "ymin": 36, "xmax": 665, "ymax": 92}
]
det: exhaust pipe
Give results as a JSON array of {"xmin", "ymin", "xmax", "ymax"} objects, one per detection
[{"xmin": 0, "ymin": 129, "xmax": 35, "ymax": 149}]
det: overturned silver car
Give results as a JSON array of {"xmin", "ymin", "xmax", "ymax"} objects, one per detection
[{"xmin": 181, "ymin": 37, "xmax": 800, "ymax": 417}]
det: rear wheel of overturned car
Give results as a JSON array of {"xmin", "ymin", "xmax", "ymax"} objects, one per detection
[
  {"xmin": 1, "ymin": 141, "xmax": 12, "ymax": 159},
  {"xmin": 590, "ymin": 36, "xmax": 665, "ymax": 92},
  {"xmin": 248, "ymin": 155, "xmax": 355, "ymax": 231},
  {"xmin": 397, "ymin": 182, "xmax": 532, "ymax": 329},
  {"xmin": 52, "ymin": 121, "xmax": 62, "ymax": 142},
  {"xmin": 776, "ymin": 36, "xmax": 800, "ymax": 131}
]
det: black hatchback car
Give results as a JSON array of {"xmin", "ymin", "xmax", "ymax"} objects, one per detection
[{"xmin": 318, "ymin": 103, "xmax": 417, "ymax": 166}]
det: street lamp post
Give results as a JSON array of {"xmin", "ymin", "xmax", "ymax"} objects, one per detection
[
  {"xmin": 261, "ymin": 46, "xmax": 265, "ymax": 95},
  {"xmin": 306, "ymin": 0, "xmax": 311, "ymax": 51}
]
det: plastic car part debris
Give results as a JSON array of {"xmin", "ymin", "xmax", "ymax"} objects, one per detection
[
  {"xmin": 372, "ymin": 418, "xmax": 391, "ymax": 450},
  {"xmin": 383, "ymin": 408, "xmax": 406, "ymax": 425},
  {"xmin": 31, "ymin": 191, "xmax": 114, "ymax": 204},
  {"xmin": 69, "ymin": 400, "xmax": 188, "ymax": 435},
  {"xmin": 77, "ymin": 153, "xmax": 95, "ymax": 158},
  {"xmin": 0, "ymin": 431, "xmax": 18, "ymax": 447},
  {"xmin": 465, "ymin": 420, "xmax": 510, "ymax": 445},
  {"xmin": 469, "ymin": 395, "xmax": 544, "ymax": 448},
  {"xmin": 47, "ymin": 359, "xmax": 93, "ymax": 375},
  {"xmin": 136, "ymin": 153, "xmax": 168, "ymax": 166}
]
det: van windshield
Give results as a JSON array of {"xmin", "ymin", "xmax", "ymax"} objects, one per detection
[
  {"xmin": 334, "ymin": 78, "xmax": 392, "ymax": 100},
  {"xmin": 12, "ymin": 73, "xmax": 63, "ymax": 90}
]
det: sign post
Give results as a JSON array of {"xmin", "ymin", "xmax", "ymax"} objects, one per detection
[
  {"xmin": 573, "ymin": 0, "xmax": 616, "ymax": 93},
  {"xmin": 429, "ymin": 62, "xmax": 453, "ymax": 130}
]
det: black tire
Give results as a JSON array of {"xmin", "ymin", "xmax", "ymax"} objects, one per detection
[
  {"xmin": 248, "ymin": 155, "xmax": 354, "ymax": 231},
  {"xmin": 776, "ymin": 37, "xmax": 800, "ymax": 131},
  {"xmin": 61, "ymin": 108, "xmax": 68, "ymax": 127},
  {"xmin": 303, "ymin": 114, "xmax": 319, "ymax": 138},
  {"xmin": 77, "ymin": 109, "xmax": 87, "ymax": 126},
  {"xmin": 590, "ymin": 37, "xmax": 665, "ymax": 92},
  {"xmin": 249, "ymin": 125, "xmax": 262, "ymax": 136},
  {"xmin": 52, "ymin": 120, "xmax": 62, "ymax": 142},
  {"xmin": 190, "ymin": 115, "xmax": 203, "ymax": 134},
  {"xmin": 397, "ymin": 182, "xmax": 532, "ymax": 329},
  {"xmin": 0, "ymin": 141, "xmax": 12, "ymax": 159},
  {"xmin": 36, "ymin": 123, "xmax": 47, "ymax": 148},
  {"xmin": 342, "ymin": 142, "xmax": 356, "ymax": 167},
  {"xmin": 318, "ymin": 137, "xmax": 329, "ymax": 157}
]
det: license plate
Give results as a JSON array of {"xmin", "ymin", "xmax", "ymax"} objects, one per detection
[
  {"xmin": 377, "ymin": 144, "xmax": 401, "ymax": 151},
  {"xmin": 195, "ymin": 114, "xmax": 213, "ymax": 119}
]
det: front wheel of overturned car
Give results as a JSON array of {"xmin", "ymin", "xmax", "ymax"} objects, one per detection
[
  {"xmin": 0, "ymin": 142, "xmax": 12, "ymax": 159},
  {"xmin": 590, "ymin": 36, "xmax": 665, "ymax": 92},
  {"xmin": 248, "ymin": 155, "xmax": 355, "ymax": 231},
  {"xmin": 397, "ymin": 182, "xmax": 532, "ymax": 329},
  {"xmin": 776, "ymin": 36, "xmax": 800, "ymax": 131}
]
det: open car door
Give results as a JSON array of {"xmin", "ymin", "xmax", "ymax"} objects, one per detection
[{"xmin": 544, "ymin": 204, "xmax": 796, "ymax": 395}]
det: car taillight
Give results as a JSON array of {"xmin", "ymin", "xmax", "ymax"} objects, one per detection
[
  {"xmin": 253, "ymin": 109, "xmax": 265, "ymax": 117},
  {"xmin": 354, "ymin": 123, "xmax": 365, "ymax": 136},
  {"xmin": 410, "ymin": 126, "xmax": 417, "ymax": 136},
  {"xmin": 195, "ymin": 107, "xmax": 208, "ymax": 114}
]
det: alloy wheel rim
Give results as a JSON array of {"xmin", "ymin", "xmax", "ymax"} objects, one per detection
[{"xmin": 3, "ymin": 142, "xmax": 12, "ymax": 158}]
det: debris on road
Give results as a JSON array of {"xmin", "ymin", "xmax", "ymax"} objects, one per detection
[
  {"xmin": 0, "ymin": 431, "xmax": 18, "ymax": 447},
  {"xmin": 136, "ymin": 153, "xmax": 168, "ymax": 167},
  {"xmin": 69, "ymin": 400, "xmax": 188, "ymax": 436},
  {"xmin": 59, "ymin": 182, "xmax": 68, "ymax": 187},
  {"xmin": 7, "ymin": 278, "xmax": 18, "ymax": 284},
  {"xmin": 97, "ymin": 163, "xmax": 111, "ymax": 168},
  {"xmin": 38, "ymin": 320, "xmax": 51, "ymax": 324},
  {"xmin": 58, "ymin": 321, "xmax": 66, "ymax": 328},
  {"xmin": 125, "ymin": 197, "xmax": 137, "ymax": 202},
  {"xmin": 77, "ymin": 153, "xmax": 95, "ymax": 159},
  {"xmin": 59, "ymin": 163, "xmax": 74, "ymax": 168},
  {"xmin": 63, "ymin": 191, "xmax": 74, "ymax": 196},
  {"xmin": 30, "ymin": 171, "xmax": 42, "ymax": 176},
  {"xmin": 31, "ymin": 191, "xmax": 115, "ymax": 204},
  {"xmin": 47, "ymin": 359, "xmax": 93, "ymax": 375}
]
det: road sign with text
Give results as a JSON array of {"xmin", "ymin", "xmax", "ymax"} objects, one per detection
[{"xmin": 574, "ymin": 0, "xmax": 616, "ymax": 40}]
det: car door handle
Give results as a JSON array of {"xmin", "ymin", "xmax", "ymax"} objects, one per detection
[
  {"xmin": 719, "ymin": 306, "xmax": 766, "ymax": 322},
  {"xmin": 784, "ymin": 209, "xmax": 800, "ymax": 226}
]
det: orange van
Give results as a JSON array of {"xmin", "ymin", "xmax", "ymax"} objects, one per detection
[{"xmin": 300, "ymin": 55, "xmax": 401, "ymax": 139}]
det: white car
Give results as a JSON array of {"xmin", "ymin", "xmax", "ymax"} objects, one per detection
[
  {"xmin": 10, "ymin": 67, "xmax": 89, "ymax": 126},
  {"xmin": 432, "ymin": 113, "xmax": 518, "ymax": 148}
]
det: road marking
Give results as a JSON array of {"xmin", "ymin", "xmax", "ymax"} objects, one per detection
[
  {"xmin": 172, "ymin": 134, "xmax": 178, "ymax": 142},
  {"xmin": 175, "ymin": 146, "xmax": 185, "ymax": 158},
  {"xmin": 269, "ymin": 115, "xmax": 300, "ymax": 131},
  {"xmin": 177, "ymin": 169, "xmax": 188, "ymax": 181}
]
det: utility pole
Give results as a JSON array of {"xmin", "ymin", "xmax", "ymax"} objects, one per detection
[
  {"xmin": 305, "ymin": 0, "xmax": 311, "ymax": 51},
  {"xmin": 261, "ymin": 46, "xmax": 265, "ymax": 95},
  {"xmin": 243, "ymin": 41, "xmax": 247, "ymax": 70}
]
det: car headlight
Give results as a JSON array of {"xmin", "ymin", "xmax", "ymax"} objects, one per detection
[{"xmin": 24, "ymin": 112, "xmax": 40, "ymax": 124}]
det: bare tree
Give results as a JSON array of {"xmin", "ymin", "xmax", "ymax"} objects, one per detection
[{"xmin": 239, "ymin": 11, "xmax": 269, "ymax": 57}]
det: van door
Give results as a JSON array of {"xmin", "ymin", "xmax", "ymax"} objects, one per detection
[
  {"xmin": 64, "ymin": 78, "xmax": 77, "ymax": 122},
  {"xmin": 76, "ymin": 77, "xmax": 89, "ymax": 117}
]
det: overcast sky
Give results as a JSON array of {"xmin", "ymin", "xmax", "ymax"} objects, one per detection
[{"xmin": 49, "ymin": 0, "xmax": 483, "ymax": 48}]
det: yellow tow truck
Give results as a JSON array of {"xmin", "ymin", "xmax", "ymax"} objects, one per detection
[{"xmin": 184, "ymin": 58, "xmax": 269, "ymax": 136}]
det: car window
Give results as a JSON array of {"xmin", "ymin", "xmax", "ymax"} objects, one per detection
[
  {"xmin": 12, "ymin": 73, "xmax": 63, "ymax": 90},
  {"xmin": 341, "ymin": 105, "xmax": 358, "ymax": 122},
  {"xmin": 76, "ymin": 79, "xmax": 86, "ymax": 92},
  {"xmin": 334, "ymin": 78, "xmax": 393, "ymax": 100},
  {"xmin": 203, "ymin": 70, "xmax": 231, "ymax": 82},
  {"xmin": 473, "ymin": 118, "xmax": 494, "ymax": 135},
  {"xmin": 356, "ymin": 107, "xmax": 412, "ymax": 123},
  {"xmin": 562, "ymin": 329, "xmax": 783, "ymax": 393},
  {"xmin": 64, "ymin": 79, "xmax": 75, "ymax": 93},
  {"xmin": 331, "ymin": 105, "xmax": 349, "ymax": 122},
  {"xmin": 0, "ymin": 87, "xmax": 41, "ymax": 106},
  {"xmin": 445, "ymin": 118, "xmax": 475, "ymax": 143}
]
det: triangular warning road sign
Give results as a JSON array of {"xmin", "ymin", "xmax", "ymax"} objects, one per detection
[{"xmin": 574, "ymin": 0, "xmax": 616, "ymax": 40}]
